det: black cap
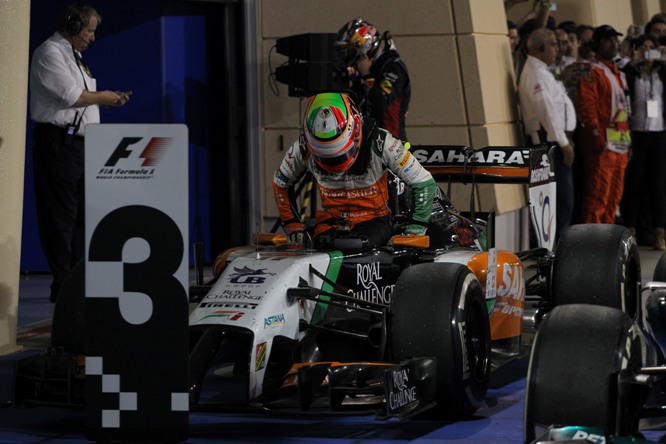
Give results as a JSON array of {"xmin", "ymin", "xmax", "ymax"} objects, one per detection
[{"xmin": 592, "ymin": 24, "xmax": 623, "ymax": 41}]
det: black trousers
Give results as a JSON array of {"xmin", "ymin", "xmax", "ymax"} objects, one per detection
[
  {"xmin": 620, "ymin": 130, "xmax": 666, "ymax": 229},
  {"xmin": 32, "ymin": 123, "xmax": 85, "ymax": 299}
]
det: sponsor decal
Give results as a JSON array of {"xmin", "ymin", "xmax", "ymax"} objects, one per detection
[
  {"xmin": 274, "ymin": 170, "xmax": 289, "ymax": 188},
  {"xmin": 228, "ymin": 266, "xmax": 276, "ymax": 285},
  {"xmin": 387, "ymin": 367, "xmax": 417, "ymax": 411},
  {"xmin": 412, "ymin": 147, "xmax": 530, "ymax": 166},
  {"xmin": 569, "ymin": 430, "xmax": 604, "ymax": 443},
  {"xmin": 96, "ymin": 137, "xmax": 173, "ymax": 180},
  {"xmin": 199, "ymin": 303, "xmax": 257, "ymax": 310},
  {"xmin": 197, "ymin": 310, "xmax": 245, "ymax": 322},
  {"xmin": 348, "ymin": 262, "xmax": 394, "ymax": 307},
  {"xmin": 205, "ymin": 289, "xmax": 262, "ymax": 302},
  {"xmin": 459, "ymin": 321, "xmax": 470, "ymax": 375},
  {"xmin": 320, "ymin": 186, "xmax": 379, "ymax": 199},
  {"xmin": 392, "ymin": 146, "xmax": 406, "ymax": 161},
  {"xmin": 530, "ymin": 154, "xmax": 554, "ymax": 185},
  {"xmin": 263, "ymin": 313, "xmax": 285, "ymax": 329},
  {"xmin": 398, "ymin": 151, "xmax": 412, "ymax": 169},
  {"xmin": 379, "ymin": 79, "xmax": 393, "ymax": 95},
  {"xmin": 255, "ymin": 342, "xmax": 267, "ymax": 371},
  {"xmin": 546, "ymin": 426, "xmax": 606, "ymax": 443},
  {"xmin": 493, "ymin": 264, "xmax": 525, "ymax": 317}
]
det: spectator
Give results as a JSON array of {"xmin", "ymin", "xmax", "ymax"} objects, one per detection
[
  {"xmin": 578, "ymin": 24, "xmax": 596, "ymax": 61},
  {"xmin": 552, "ymin": 28, "xmax": 576, "ymax": 78},
  {"xmin": 620, "ymin": 34, "xmax": 666, "ymax": 250},
  {"xmin": 30, "ymin": 3, "xmax": 131, "ymax": 302},
  {"xmin": 646, "ymin": 18, "xmax": 666, "ymax": 40},
  {"xmin": 558, "ymin": 20, "xmax": 581, "ymax": 60},
  {"xmin": 578, "ymin": 24, "xmax": 594, "ymax": 44},
  {"xmin": 519, "ymin": 28, "xmax": 576, "ymax": 239},
  {"xmin": 508, "ymin": 20, "xmax": 520, "ymax": 55},
  {"xmin": 577, "ymin": 25, "xmax": 631, "ymax": 224}
]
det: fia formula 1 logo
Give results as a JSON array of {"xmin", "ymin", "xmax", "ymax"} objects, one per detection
[{"xmin": 96, "ymin": 137, "xmax": 173, "ymax": 179}]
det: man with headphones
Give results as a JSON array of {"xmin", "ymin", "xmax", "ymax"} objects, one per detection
[
  {"xmin": 577, "ymin": 25, "xmax": 631, "ymax": 224},
  {"xmin": 518, "ymin": 27, "xmax": 577, "ymax": 240},
  {"xmin": 29, "ymin": 3, "xmax": 132, "ymax": 302}
]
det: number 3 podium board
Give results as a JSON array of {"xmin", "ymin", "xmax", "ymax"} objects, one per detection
[{"xmin": 84, "ymin": 124, "xmax": 189, "ymax": 442}]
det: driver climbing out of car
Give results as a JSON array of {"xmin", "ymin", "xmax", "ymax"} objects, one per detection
[{"xmin": 272, "ymin": 92, "xmax": 436, "ymax": 249}]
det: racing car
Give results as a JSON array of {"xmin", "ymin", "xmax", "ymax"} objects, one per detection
[
  {"xmin": 12, "ymin": 144, "xmax": 641, "ymax": 422},
  {"xmin": 523, "ymin": 250, "xmax": 666, "ymax": 444}
]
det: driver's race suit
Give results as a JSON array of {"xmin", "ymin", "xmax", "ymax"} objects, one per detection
[{"xmin": 273, "ymin": 119, "xmax": 435, "ymax": 242}]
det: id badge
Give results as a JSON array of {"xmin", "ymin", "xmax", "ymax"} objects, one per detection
[{"xmin": 647, "ymin": 100, "xmax": 659, "ymax": 118}]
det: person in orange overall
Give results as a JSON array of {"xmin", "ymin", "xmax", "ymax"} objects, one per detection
[{"xmin": 577, "ymin": 25, "xmax": 632, "ymax": 224}]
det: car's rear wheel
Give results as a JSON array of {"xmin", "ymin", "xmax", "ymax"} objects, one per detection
[
  {"xmin": 390, "ymin": 262, "xmax": 490, "ymax": 418},
  {"xmin": 524, "ymin": 304, "xmax": 641, "ymax": 442},
  {"xmin": 551, "ymin": 224, "xmax": 640, "ymax": 318}
]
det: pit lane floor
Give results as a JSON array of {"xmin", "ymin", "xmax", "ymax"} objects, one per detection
[{"xmin": 2, "ymin": 245, "xmax": 665, "ymax": 443}]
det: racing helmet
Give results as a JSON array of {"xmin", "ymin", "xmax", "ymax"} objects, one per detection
[
  {"xmin": 335, "ymin": 18, "xmax": 381, "ymax": 66},
  {"xmin": 303, "ymin": 92, "xmax": 362, "ymax": 173}
]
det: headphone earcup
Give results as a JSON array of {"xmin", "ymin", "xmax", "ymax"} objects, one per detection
[{"xmin": 65, "ymin": 5, "xmax": 84, "ymax": 36}]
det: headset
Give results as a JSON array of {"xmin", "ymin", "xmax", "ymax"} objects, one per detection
[{"xmin": 64, "ymin": 3, "xmax": 87, "ymax": 36}]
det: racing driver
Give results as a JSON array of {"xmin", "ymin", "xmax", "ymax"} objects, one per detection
[
  {"xmin": 272, "ymin": 92, "xmax": 436, "ymax": 248},
  {"xmin": 335, "ymin": 18, "xmax": 411, "ymax": 142}
]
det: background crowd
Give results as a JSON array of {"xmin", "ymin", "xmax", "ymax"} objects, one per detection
[{"xmin": 508, "ymin": 0, "xmax": 666, "ymax": 250}]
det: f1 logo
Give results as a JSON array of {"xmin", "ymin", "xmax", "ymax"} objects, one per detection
[{"xmin": 104, "ymin": 137, "xmax": 172, "ymax": 167}]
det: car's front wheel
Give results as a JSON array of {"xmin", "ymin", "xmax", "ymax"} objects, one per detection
[
  {"xmin": 524, "ymin": 304, "xmax": 642, "ymax": 442},
  {"xmin": 390, "ymin": 262, "xmax": 490, "ymax": 418}
]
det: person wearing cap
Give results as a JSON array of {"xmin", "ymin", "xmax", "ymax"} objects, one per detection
[
  {"xmin": 519, "ymin": 28, "xmax": 577, "ymax": 240},
  {"xmin": 577, "ymin": 24, "xmax": 631, "ymax": 224},
  {"xmin": 272, "ymin": 92, "xmax": 436, "ymax": 249}
]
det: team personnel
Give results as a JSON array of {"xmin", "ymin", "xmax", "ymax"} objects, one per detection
[
  {"xmin": 519, "ymin": 28, "xmax": 577, "ymax": 239},
  {"xmin": 577, "ymin": 25, "xmax": 631, "ymax": 224},
  {"xmin": 335, "ymin": 18, "xmax": 411, "ymax": 141},
  {"xmin": 30, "ymin": 3, "xmax": 131, "ymax": 302},
  {"xmin": 273, "ymin": 93, "xmax": 435, "ymax": 248}
]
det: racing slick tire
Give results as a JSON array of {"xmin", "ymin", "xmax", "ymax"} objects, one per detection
[
  {"xmin": 390, "ymin": 262, "xmax": 490, "ymax": 418},
  {"xmin": 524, "ymin": 304, "xmax": 642, "ymax": 443},
  {"xmin": 551, "ymin": 223, "xmax": 640, "ymax": 319},
  {"xmin": 653, "ymin": 252, "xmax": 666, "ymax": 282}
]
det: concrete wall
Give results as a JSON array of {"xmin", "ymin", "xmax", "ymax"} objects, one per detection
[{"xmin": 0, "ymin": 0, "xmax": 30, "ymax": 354}]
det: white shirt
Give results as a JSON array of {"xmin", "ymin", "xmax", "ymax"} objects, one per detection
[
  {"xmin": 630, "ymin": 66, "xmax": 665, "ymax": 132},
  {"xmin": 29, "ymin": 32, "xmax": 99, "ymax": 135},
  {"xmin": 519, "ymin": 55, "xmax": 576, "ymax": 147}
]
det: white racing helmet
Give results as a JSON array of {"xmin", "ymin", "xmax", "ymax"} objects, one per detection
[{"xmin": 303, "ymin": 93, "xmax": 362, "ymax": 173}]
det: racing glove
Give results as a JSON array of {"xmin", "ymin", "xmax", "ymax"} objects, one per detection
[
  {"xmin": 283, "ymin": 221, "xmax": 305, "ymax": 244},
  {"xmin": 405, "ymin": 223, "xmax": 428, "ymax": 236}
]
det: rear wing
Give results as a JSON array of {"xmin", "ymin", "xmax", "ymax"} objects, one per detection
[
  {"xmin": 410, "ymin": 144, "xmax": 558, "ymax": 251},
  {"xmin": 410, "ymin": 144, "xmax": 555, "ymax": 185}
]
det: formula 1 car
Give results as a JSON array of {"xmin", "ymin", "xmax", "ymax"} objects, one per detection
[
  {"xmin": 523, "ymin": 251, "xmax": 666, "ymax": 444},
  {"xmin": 12, "ymin": 144, "xmax": 641, "ymax": 422}
]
